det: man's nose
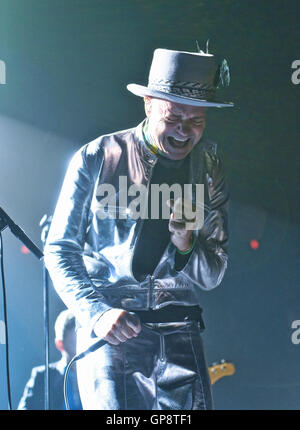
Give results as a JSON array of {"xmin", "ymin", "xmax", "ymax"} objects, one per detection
[{"xmin": 175, "ymin": 121, "xmax": 190, "ymax": 136}]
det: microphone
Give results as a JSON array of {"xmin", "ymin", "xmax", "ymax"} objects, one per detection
[{"xmin": 73, "ymin": 338, "xmax": 107, "ymax": 362}]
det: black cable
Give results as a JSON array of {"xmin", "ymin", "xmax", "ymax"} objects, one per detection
[
  {"xmin": 63, "ymin": 338, "xmax": 106, "ymax": 410},
  {"xmin": 63, "ymin": 354, "xmax": 77, "ymax": 411},
  {"xmin": 0, "ymin": 232, "xmax": 12, "ymax": 410},
  {"xmin": 43, "ymin": 265, "xmax": 50, "ymax": 410}
]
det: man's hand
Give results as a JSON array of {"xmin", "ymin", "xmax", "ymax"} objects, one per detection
[
  {"xmin": 93, "ymin": 308, "xmax": 141, "ymax": 345},
  {"xmin": 167, "ymin": 198, "xmax": 198, "ymax": 252}
]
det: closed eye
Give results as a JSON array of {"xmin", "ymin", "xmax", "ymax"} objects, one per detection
[
  {"xmin": 192, "ymin": 119, "xmax": 205, "ymax": 125},
  {"xmin": 165, "ymin": 116, "xmax": 179, "ymax": 123}
]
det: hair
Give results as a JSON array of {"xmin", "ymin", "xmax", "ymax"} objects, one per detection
[{"xmin": 54, "ymin": 309, "xmax": 76, "ymax": 342}]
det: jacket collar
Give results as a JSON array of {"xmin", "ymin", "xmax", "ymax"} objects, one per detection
[{"xmin": 133, "ymin": 119, "xmax": 158, "ymax": 166}]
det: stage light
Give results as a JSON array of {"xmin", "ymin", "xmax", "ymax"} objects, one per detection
[
  {"xmin": 20, "ymin": 245, "xmax": 30, "ymax": 255},
  {"xmin": 250, "ymin": 239, "xmax": 259, "ymax": 250}
]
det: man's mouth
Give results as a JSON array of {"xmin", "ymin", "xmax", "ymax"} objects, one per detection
[{"xmin": 167, "ymin": 137, "xmax": 190, "ymax": 148}]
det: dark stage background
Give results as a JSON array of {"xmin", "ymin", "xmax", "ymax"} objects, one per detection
[{"xmin": 0, "ymin": 0, "xmax": 299, "ymax": 410}]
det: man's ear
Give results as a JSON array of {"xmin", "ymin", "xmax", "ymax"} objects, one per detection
[
  {"xmin": 144, "ymin": 96, "xmax": 152, "ymax": 117},
  {"xmin": 55, "ymin": 339, "xmax": 64, "ymax": 353}
]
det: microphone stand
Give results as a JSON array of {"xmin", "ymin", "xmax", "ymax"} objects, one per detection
[
  {"xmin": 39, "ymin": 214, "xmax": 53, "ymax": 411},
  {"xmin": 0, "ymin": 207, "xmax": 43, "ymax": 260},
  {"xmin": 0, "ymin": 206, "xmax": 43, "ymax": 410}
]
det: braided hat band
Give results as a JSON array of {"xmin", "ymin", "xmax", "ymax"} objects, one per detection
[
  {"xmin": 148, "ymin": 79, "xmax": 216, "ymax": 101},
  {"xmin": 127, "ymin": 48, "xmax": 234, "ymax": 108}
]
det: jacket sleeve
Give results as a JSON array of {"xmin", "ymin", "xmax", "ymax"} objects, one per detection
[
  {"xmin": 180, "ymin": 151, "xmax": 229, "ymax": 290},
  {"xmin": 44, "ymin": 144, "xmax": 112, "ymax": 329}
]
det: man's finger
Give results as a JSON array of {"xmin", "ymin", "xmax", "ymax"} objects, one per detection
[
  {"xmin": 118, "ymin": 323, "xmax": 138, "ymax": 339},
  {"xmin": 169, "ymin": 216, "xmax": 186, "ymax": 230},
  {"xmin": 166, "ymin": 199, "xmax": 174, "ymax": 210},
  {"xmin": 111, "ymin": 325, "xmax": 128, "ymax": 342},
  {"xmin": 126, "ymin": 313, "xmax": 142, "ymax": 334},
  {"xmin": 103, "ymin": 333, "xmax": 121, "ymax": 345}
]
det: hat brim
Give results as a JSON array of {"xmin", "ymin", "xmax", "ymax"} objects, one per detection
[{"xmin": 127, "ymin": 84, "xmax": 234, "ymax": 108}]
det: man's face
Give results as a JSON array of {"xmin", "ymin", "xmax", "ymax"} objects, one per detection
[{"xmin": 144, "ymin": 97, "xmax": 206, "ymax": 160}]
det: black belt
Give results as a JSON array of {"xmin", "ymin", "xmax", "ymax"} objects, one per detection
[{"xmin": 134, "ymin": 305, "xmax": 205, "ymax": 328}]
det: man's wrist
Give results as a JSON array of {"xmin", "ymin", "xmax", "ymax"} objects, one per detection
[{"xmin": 176, "ymin": 235, "xmax": 196, "ymax": 255}]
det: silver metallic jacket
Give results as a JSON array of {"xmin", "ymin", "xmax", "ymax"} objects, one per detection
[{"xmin": 44, "ymin": 120, "xmax": 229, "ymax": 331}]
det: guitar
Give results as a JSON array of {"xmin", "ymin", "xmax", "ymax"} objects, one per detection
[{"xmin": 208, "ymin": 360, "xmax": 235, "ymax": 385}]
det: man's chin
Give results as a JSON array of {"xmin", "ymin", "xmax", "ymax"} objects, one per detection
[{"xmin": 169, "ymin": 153, "xmax": 189, "ymax": 160}]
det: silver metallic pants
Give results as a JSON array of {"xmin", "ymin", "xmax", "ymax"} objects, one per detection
[{"xmin": 76, "ymin": 322, "xmax": 213, "ymax": 410}]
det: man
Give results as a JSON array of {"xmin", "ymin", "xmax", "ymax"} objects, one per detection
[
  {"xmin": 18, "ymin": 309, "xmax": 82, "ymax": 410},
  {"xmin": 44, "ymin": 46, "xmax": 233, "ymax": 410}
]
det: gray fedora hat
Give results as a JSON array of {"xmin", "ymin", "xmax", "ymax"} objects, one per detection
[{"xmin": 127, "ymin": 47, "xmax": 234, "ymax": 108}]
